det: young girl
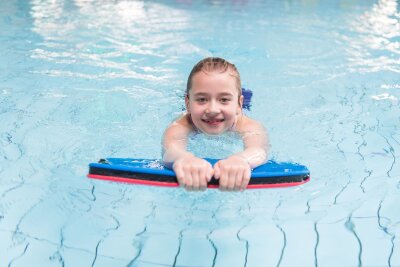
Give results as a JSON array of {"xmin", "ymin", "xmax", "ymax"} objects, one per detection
[{"xmin": 162, "ymin": 57, "xmax": 269, "ymax": 191}]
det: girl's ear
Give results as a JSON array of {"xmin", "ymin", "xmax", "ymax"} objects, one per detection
[
  {"xmin": 185, "ymin": 94, "xmax": 190, "ymax": 111},
  {"xmin": 237, "ymin": 94, "xmax": 244, "ymax": 114}
]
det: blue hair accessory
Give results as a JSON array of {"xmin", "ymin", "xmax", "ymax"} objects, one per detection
[{"xmin": 242, "ymin": 88, "xmax": 253, "ymax": 110}]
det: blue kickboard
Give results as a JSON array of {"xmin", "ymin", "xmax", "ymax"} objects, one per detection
[{"xmin": 88, "ymin": 158, "xmax": 310, "ymax": 188}]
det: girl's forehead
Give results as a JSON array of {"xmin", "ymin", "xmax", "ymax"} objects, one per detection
[
  {"xmin": 191, "ymin": 71, "xmax": 237, "ymax": 87},
  {"xmin": 189, "ymin": 87, "xmax": 239, "ymax": 100}
]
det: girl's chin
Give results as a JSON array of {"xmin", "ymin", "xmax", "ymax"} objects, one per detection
[{"xmin": 192, "ymin": 120, "xmax": 235, "ymax": 135}]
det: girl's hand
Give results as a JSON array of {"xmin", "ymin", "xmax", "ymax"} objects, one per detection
[
  {"xmin": 173, "ymin": 156, "xmax": 214, "ymax": 191},
  {"xmin": 214, "ymin": 155, "xmax": 251, "ymax": 191}
]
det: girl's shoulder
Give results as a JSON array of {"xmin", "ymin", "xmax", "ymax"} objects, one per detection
[
  {"xmin": 235, "ymin": 115, "xmax": 265, "ymax": 133},
  {"xmin": 174, "ymin": 113, "xmax": 192, "ymax": 127},
  {"xmin": 165, "ymin": 113, "xmax": 195, "ymax": 133}
]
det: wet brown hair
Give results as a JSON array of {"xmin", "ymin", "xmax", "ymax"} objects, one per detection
[{"xmin": 186, "ymin": 57, "xmax": 242, "ymax": 97}]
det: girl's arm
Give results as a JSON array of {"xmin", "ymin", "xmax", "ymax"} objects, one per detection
[
  {"xmin": 214, "ymin": 116, "xmax": 269, "ymax": 191},
  {"xmin": 162, "ymin": 117, "xmax": 193, "ymax": 167},
  {"xmin": 162, "ymin": 115, "xmax": 214, "ymax": 190},
  {"xmin": 234, "ymin": 117, "xmax": 269, "ymax": 168}
]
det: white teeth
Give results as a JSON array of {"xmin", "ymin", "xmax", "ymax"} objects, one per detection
[{"xmin": 204, "ymin": 119, "xmax": 223, "ymax": 123}]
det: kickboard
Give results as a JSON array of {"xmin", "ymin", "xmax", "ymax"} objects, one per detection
[{"xmin": 87, "ymin": 158, "xmax": 310, "ymax": 189}]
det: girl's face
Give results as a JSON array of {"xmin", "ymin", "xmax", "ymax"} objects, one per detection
[{"xmin": 185, "ymin": 70, "xmax": 243, "ymax": 135}]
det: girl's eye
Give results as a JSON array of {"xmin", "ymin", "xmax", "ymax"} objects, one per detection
[
  {"xmin": 220, "ymin": 98, "xmax": 231, "ymax": 103},
  {"xmin": 196, "ymin": 98, "xmax": 207, "ymax": 103}
]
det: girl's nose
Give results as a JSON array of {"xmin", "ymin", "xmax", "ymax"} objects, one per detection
[{"xmin": 206, "ymin": 100, "xmax": 220, "ymax": 114}]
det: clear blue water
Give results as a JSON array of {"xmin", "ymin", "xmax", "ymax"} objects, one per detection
[{"xmin": 1, "ymin": 0, "xmax": 399, "ymax": 266}]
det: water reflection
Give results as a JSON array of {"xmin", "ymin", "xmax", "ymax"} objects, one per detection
[
  {"xmin": 345, "ymin": 0, "xmax": 399, "ymax": 73},
  {"xmin": 371, "ymin": 92, "xmax": 398, "ymax": 101},
  {"xmin": 29, "ymin": 0, "xmax": 194, "ymax": 82}
]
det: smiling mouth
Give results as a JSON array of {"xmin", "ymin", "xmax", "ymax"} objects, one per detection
[{"xmin": 202, "ymin": 118, "xmax": 224, "ymax": 124}]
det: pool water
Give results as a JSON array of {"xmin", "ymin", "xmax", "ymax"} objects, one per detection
[{"xmin": 1, "ymin": 0, "xmax": 399, "ymax": 266}]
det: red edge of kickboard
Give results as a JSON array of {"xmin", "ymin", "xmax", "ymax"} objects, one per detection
[{"xmin": 87, "ymin": 174, "xmax": 310, "ymax": 189}]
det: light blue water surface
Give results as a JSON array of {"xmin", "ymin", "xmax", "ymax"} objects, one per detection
[{"xmin": 1, "ymin": 0, "xmax": 399, "ymax": 266}]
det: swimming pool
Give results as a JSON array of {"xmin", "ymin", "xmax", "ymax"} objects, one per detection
[{"xmin": 1, "ymin": 0, "xmax": 399, "ymax": 266}]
